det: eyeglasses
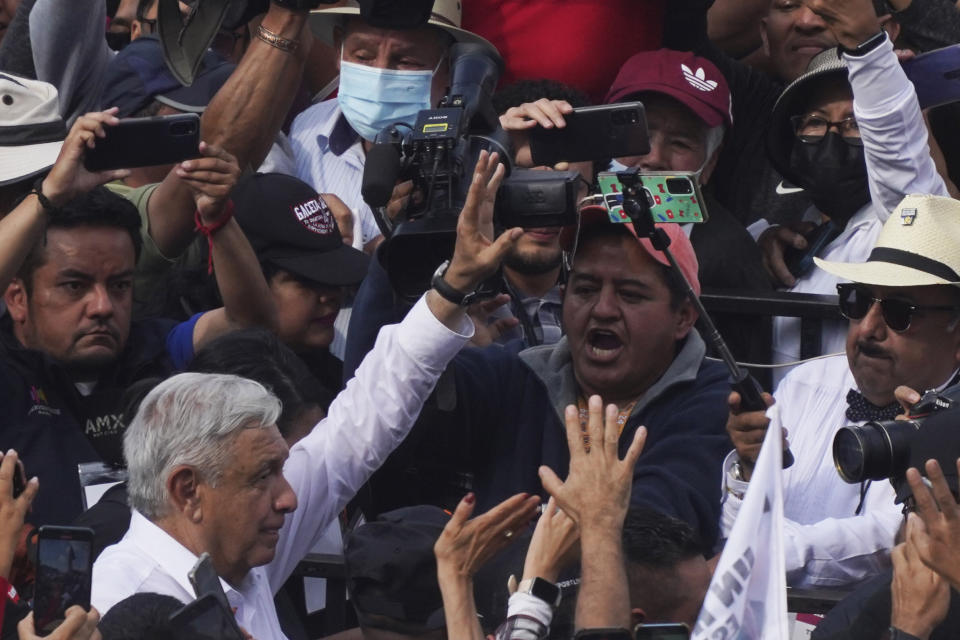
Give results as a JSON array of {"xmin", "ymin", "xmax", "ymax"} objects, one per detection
[
  {"xmin": 836, "ymin": 283, "xmax": 957, "ymax": 332},
  {"xmin": 790, "ymin": 114, "xmax": 862, "ymax": 147}
]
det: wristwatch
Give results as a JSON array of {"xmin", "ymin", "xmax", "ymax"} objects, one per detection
[
  {"xmin": 838, "ymin": 30, "xmax": 887, "ymax": 57},
  {"xmin": 518, "ymin": 577, "xmax": 562, "ymax": 608},
  {"xmin": 431, "ymin": 260, "xmax": 483, "ymax": 306},
  {"xmin": 888, "ymin": 628, "xmax": 924, "ymax": 640}
]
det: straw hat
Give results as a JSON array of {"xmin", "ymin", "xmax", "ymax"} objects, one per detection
[
  {"xmin": 309, "ymin": 0, "xmax": 497, "ymax": 55},
  {"xmin": 815, "ymin": 194, "xmax": 960, "ymax": 286}
]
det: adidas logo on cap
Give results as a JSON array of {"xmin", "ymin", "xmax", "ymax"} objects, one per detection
[{"xmin": 681, "ymin": 64, "xmax": 718, "ymax": 92}]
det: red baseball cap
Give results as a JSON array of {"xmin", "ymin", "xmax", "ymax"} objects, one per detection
[
  {"xmin": 604, "ymin": 49, "xmax": 733, "ymax": 128},
  {"xmin": 560, "ymin": 204, "xmax": 701, "ymax": 296}
]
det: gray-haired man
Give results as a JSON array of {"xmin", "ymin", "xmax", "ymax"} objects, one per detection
[{"xmin": 90, "ymin": 152, "xmax": 522, "ymax": 640}]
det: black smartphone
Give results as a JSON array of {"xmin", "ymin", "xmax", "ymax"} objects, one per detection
[
  {"xmin": 168, "ymin": 593, "xmax": 246, "ymax": 640},
  {"xmin": 634, "ymin": 622, "xmax": 691, "ymax": 640},
  {"xmin": 529, "ymin": 102, "xmax": 650, "ymax": 167},
  {"xmin": 33, "ymin": 526, "xmax": 94, "ymax": 633},
  {"xmin": 187, "ymin": 552, "xmax": 245, "ymax": 638},
  {"xmin": 783, "ymin": 220, "xmax": 841, "ymax": 279},
  {"xmin": 83, "ymin": 113, "xmax": 201, "ymax": 171},
  {"xmin": 903, "ymin": 44, "xmax": 960, "ymax": 110}
]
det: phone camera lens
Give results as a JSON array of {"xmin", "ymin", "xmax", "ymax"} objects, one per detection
[{"xmin": 665, "ymin": 178, "xmax": 693, "ymax": 195}]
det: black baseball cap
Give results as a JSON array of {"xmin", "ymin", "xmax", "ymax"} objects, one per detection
[
  {"xmin": 344, "ymin": 505, "xmax": 448, "ymax": 632},
  {"xmin": 233, "ymin": 173, "xmax": 370, "ymax": 286},
  {"xmin": 101, "ymin": 35, "xmax": 235, "ymax": 118}
]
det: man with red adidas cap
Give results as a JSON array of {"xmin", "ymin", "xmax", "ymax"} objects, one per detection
[
  {"xmin": 349, "ymin": 197, "xmax": 732, "ymax": 550},
  {"xmin": 607, "ymin": 48, "xmax": 773, "ymax": 370}
]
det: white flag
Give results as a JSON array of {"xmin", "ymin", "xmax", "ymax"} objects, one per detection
[{"xmin": 691, "ymin": 409, "xmax": 788, "ymax": 639}]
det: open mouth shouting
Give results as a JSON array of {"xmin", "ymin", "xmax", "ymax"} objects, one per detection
[{"xmin": 587, "ymin": 328, "xmax": 624, "ymax": 361}]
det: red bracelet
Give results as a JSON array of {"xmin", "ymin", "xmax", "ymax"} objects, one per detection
[{"xmin": 194, "ymin": 200, "xmax": 235, "ymax": 274}]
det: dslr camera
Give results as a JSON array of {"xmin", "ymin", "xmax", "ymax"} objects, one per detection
[{"xmin": 833, "ymin": 385, "xmax": 960, "ymax": 483}]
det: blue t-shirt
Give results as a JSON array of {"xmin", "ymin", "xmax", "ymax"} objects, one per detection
[{"xmin": 165, "ymin": 312, "xmax": 203, "ymax": 370}]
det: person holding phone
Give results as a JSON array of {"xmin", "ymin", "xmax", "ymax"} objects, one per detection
[{"xmin": 0, "ymin": 109, "xmax": 276, "ymax": 528}]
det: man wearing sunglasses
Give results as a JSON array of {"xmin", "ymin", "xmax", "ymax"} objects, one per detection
[{"xmin": 723, "ymin": 193, "xmax": 960, "ymax": 589}]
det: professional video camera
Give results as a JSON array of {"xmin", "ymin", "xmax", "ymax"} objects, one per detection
[
  {"xmin": 360, "ymin": 42, "xmax": 582, "ymax": 302},
  {"xmin": 833, "ymin": 385, "xmax": 960, "ymax": 483}
]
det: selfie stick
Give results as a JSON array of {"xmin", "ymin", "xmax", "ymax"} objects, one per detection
[{"xmin": 617, "ymin": 171, "xmax": 794, "ymax": 468}]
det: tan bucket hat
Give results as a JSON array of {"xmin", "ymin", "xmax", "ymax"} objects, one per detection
[
  {"xmin": 815, "ymin": 194, "xmax": 960, "ymax": 286},
  {"xmin": 309, "ymin": 0, "xmax": 497, "ymax": 55}
]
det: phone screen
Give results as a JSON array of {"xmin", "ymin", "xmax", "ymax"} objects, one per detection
[
  {"xmin": 169, "ymin": 595, "xmax": 245, "ymax": 640},
  {"xmin": 34, "ymin": 529, "xmax": 93, "ymax": 632}
]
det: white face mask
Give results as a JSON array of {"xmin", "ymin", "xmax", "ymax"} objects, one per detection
[{"xmin": 337, "ymin": 52, "xmax": 442, "ymax": 142}]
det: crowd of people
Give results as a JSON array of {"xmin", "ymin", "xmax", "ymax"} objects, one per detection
[{"xmin": 3, "ymin": 0, "xmax": 960, "ymax": 638}]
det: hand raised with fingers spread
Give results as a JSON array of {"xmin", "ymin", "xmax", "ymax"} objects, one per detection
[
  {"xmin": 41, "ymin": 108, "xmax": 131, "ymax": 208},
  {"xmin": 890, "ymin": 540, "xmax": 950, "ymax": 639},
  {"xmin": 905, "ymin": 459, "xmax": 960, "ymax": 590},
  {"xmin": 466, "ymin": 293, "xmax": 519, "ymax": 347},
  {"xmin": 522, "ymin": 497, "xmax": 579, "ymax": 584},
  {"xmin": 175, "ymin": 142, "xmax": 241, "ymax": 223},
  {"xmin": 538, "ymin": 395, "xmax": 647, "ymax": 527},
  {"xmin": 0, "ymin": 450, "xmax": 37, "ymax": 580},
  {"xmin": 434, "ymin": 492, "xmax": 540, "ymax": 580},
  {"xmin": 440, "ymin": 151, "xmax": 523, "ymax": 296}
]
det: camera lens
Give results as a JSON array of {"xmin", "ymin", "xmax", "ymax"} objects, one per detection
[
  {"xmin": 665, "ymin": 177, "xmax": 693, "ymax": 195},
  {"xmin": 833, "ymin": 420, "xmax": 919, "ymax": 483}
]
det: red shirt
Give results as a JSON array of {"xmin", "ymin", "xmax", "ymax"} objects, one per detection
[{"xmin": 462, "ymin": 0, "xmax": 666, "ymax": 104}]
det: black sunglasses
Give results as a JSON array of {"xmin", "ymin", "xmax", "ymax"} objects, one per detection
[{"xmin": 836, "ymin": 283, "xmax": 957, "ymax": 332}]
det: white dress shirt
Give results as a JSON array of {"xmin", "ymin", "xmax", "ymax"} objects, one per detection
[
  {"xmin": 91, "ymin": 295, "xmax": 473, "ymax": 640},
  {"xmin": 721, "ymin": 355, "xmax": 903, "ymax": 588},
  {"xmin": 771, "ymin": 37, "xmax": 949, "ymax": 385}
]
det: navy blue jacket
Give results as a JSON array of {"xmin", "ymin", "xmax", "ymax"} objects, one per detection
[
  {"xmin": 345, "ymin": 256, "xmax": 732, "ymax": 547},
  {"xmin": 0, "ymin": 316, "xmax": 174, "ymax": 526}
]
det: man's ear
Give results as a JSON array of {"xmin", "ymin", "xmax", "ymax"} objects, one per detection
[
  {"xmin": 879, "ymin": 15, "xmax": 901, "ymax": 44},
  {"xmin": 674, "ymin": 299, "xmax": 698, "ymax": 341},
  {"xmin": 759, "ymin": 17, "xmax": 772, "ymax": 58},
  {"xmin": 631, "ymin": 607, "xmax": 646, "ymax": 627},
  {"xmin": 167, "ymin": 466, "xmax": 204, "ymax": 523},
  {"xmin": 4, "ymin": 280, "xmax": 29, "ymax": 324}
]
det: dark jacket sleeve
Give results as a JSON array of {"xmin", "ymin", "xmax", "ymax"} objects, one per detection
[
  {"xmin": 894, "ymin": 0, "xmax": 960, "ymax": 52},
  {"xmin": 622, "ymin": 360, "xmax": 733, "ymax": 549}
]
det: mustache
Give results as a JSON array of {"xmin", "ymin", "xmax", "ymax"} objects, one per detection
[
  {"xmin": 73, "ymin": 324, "xmax": 120, "ymax": 342},
  {"xmin": 856, "ymin": 341, "xmax": 891, "ymax": 359}
]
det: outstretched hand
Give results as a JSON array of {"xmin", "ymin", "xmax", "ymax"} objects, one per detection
[
  {"xmin": 434, "ymin": 492, "xmax": 540, "ymax": 579},
  {"xmin": 0, "ymin": 451, "xmax": 37, "ymax": 580},
  {"xmin": 804, "ymin": 0, "xmax": 884, "ymax": 49},
  {"xmin": 441, "ymin": 151, "xmax": 522, "ymax": 296},
  {"xmin": 905, "ymin": 459, "xmax": 960, "ymax": 591},
  {"xmin": 522, "ymin": 497, "xmax": 579, "ymax": 584},
  {"xmin": 41, "ymin": 108, "xmax": 130, "ymax": 207},
  {"xmin": 539, "ymin": 395, "xmax": 646, "ymax": 527}
]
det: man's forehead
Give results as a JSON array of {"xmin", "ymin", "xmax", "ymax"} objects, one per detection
[
  {"xmin": 342, "ymin": 17, "xmax": 447, "ymax": 52},
  {"xmin": 43, "ymin": 226, "xmax": 136, "ymax": 265}
]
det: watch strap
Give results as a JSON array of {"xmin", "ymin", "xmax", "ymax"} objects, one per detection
[
  {"xmin": 431, "ymin": 260, "xmax": 480, "ymax": 306},
  {"xmin": 518, "ymin": 577, "xmax": 561, "ymax": 608},
  {"xmin": 839, "ymin": 31, "xmax": 888, "ymax": 57},
  {"xmin": 888, "ymin": 628, "xmax": 924, "ymax": 640}
]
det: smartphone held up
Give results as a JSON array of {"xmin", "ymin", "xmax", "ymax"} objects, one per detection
[
  {"xmin": 33, "ymin": 526, "xmax": 94, "ymax": 633},
  {"xmin": 83, "ymin": 113, "xmax": 201, "ymax": 172}
]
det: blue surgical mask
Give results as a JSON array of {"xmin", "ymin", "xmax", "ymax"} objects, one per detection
[{"xmin": 338, "ymin": 57, "xmax": 436, "ymax": 142}]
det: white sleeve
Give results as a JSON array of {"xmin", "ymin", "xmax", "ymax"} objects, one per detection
[
  {"xmin": 265, "ymin": 294, "xmax": 473, "ymax": 590},
  {"xmin": 846, "ymin": 36, "xmax": 949, "ymax": 223},
  {"xmin": 782, "ymin": 480, "xmax": 902, "ymax": 588}
]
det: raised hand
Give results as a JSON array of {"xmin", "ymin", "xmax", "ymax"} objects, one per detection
[
  {"xmin": 0, "ymin": 450, "xmax": 38, "ymax": 580},
  {"xmin": 538, "ymin": 395, "xmax": 647, "ymax": 527},
  {"xmin": 726, "ymin": 390, "xmax": 780, "ymax": 481},
  {"xmin": 41, "ymin": 109, "xmax": 130, "ymax": 207},
  {"xmin": 890, "ymin": 540, "xmax": 950, "ymax": 639},
  {"xmin": 521, "ymin": 497, "xmax": 579, "ymax": 584},
  {"xmin": 905, "ymin": 459, "xmax": 960, "ymax": 591},
  {"xmin": 804, "ymin": 0, "xmax": 884, "ymax": 49},
  {"xmin": 175, "ymin": 142, "xmax": 241, "ymax": 223}
]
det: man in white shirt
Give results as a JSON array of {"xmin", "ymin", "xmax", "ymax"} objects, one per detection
[
  {"xmin": 91, "ymin": 152, "xmax": 521, "ymax": 640},
  {"xmin": 757, "ymin": 0, "xmax": 949, "ymax": 385},
  {"xmin": 723, "ymin": 193, "xmax": 960, "ymax": 588}
]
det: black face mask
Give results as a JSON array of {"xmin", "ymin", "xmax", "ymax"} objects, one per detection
[
  {"xmin": 788, "ymin": 131, "xmax": 870, "ymax": 225},
  {"xmin": 105, "ymin": 31, "xmax": 131, "ymax": 52}
]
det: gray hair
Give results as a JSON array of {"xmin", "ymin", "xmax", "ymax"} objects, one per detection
[
  {"xmin": 125, "ymin": 372, "xmax": 282, "ymax": 520},
  {"xmin": 704, "ymin": 124, "xmax": 726, "ymax": 162}
]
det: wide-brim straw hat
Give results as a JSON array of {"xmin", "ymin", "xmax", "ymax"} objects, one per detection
[
  {"xmin": 309, "ymin": 0, "xmax": 497, "ymax": 56},
  {"xmin": 815, "ymin": 194, "xmax": 960, "ymax": 286}
]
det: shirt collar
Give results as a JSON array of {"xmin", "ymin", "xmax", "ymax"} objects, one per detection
[
  {"xmin": 317, "ymin": 102, "xmax": 361, "ymax": 157},
  {"xmin": 128, "ymin": 510, "xmax": 251, "ymax": 600}
]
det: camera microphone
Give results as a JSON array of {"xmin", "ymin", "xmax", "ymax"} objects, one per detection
[{"xmin": 362, "ymin": 126, "xmax": 406, "ymax": 208}]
